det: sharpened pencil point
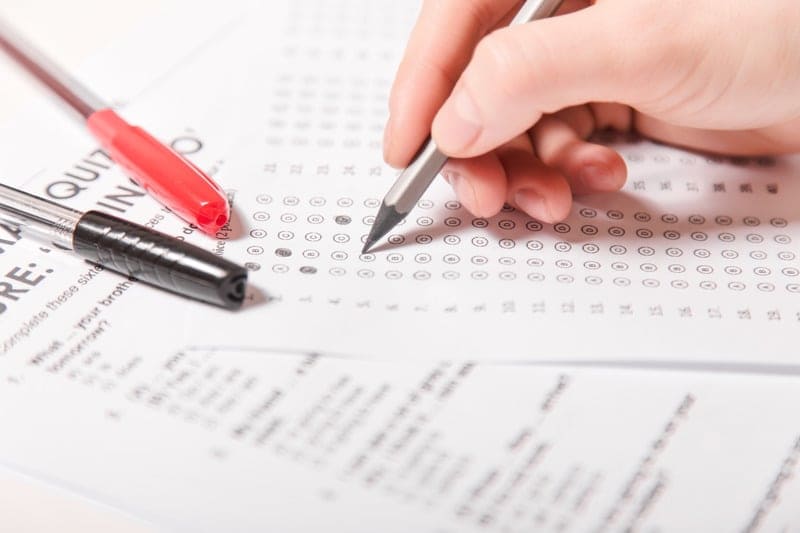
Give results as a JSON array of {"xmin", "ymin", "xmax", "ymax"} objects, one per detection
[
  {"xmin": 361, "ymin": 240, "xmax": 376, "ymax": 255},
  {"xmin": 361, "ymin": 201, "xmax": 406, "ymax": 255}
]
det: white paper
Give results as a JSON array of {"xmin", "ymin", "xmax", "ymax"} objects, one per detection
[{"xmin": 1, "ymin": 348, "xmax": 799, "ymax": 532}]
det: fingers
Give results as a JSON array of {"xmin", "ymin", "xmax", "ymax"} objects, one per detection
[
  {"xmin": 441, "ymin": 153, "xmax": 508, "ymax": 218},
  {"xmin": 497, "ymin": 138, "xmax": 572, "ymax": 223},
  {"xmin": 384, "ymin": 0, "xmax": 521, "ymax": 168},
  {"xmin": 530, "ymin": 108, "xmax": 627, "ymax": 194},
  {"xmin": 443, "ymin": 135, "xmax": 572, "ymax": 223},
  {"xmin": 443, "ymin": 103, "xmax": 631, "ymax": 223},
  {"xmin": 432, "ymin": 3, "xmax": 646, "ymax": 158}
]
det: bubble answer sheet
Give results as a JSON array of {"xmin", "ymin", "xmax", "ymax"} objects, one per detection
[
  {"xmin": 0, "ymin": 0, "xmax": 799, "ymax": 364},
  {"xmin": 0, "ymin": 1, "xmax": 799, "ymax": 531}
]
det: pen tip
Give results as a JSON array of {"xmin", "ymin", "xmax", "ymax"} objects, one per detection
[{"xmin": 361, "ymin": 240, "xmax": 375, "ymax": 255}]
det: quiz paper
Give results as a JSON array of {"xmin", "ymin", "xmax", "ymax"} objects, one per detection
[
  {"xmin": 0, "ymin": 0, "xmax": 798, "ymax": 363},
  {"xmin": 1, "ymin": 349, "xmax": 799, "ymax": 532}
]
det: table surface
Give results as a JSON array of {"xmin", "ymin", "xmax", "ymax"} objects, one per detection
[{"xmin": 0, "ymin": 4, "xmax": 160, "ymax": 530}]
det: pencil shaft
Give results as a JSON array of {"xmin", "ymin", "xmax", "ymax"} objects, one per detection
[
  {"xmin": 384, "ymin": 138, "xmax": 448, "ymax": 215},
  {"xmin": 511, "ymin": 0, "xmax": 564, "ymax": 25}
]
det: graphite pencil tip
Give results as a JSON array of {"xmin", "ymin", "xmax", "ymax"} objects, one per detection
[
  {"xmin": 361, "ymin": 201, "xmax": 405, "ymax": 255},
  {"xmin": 361, "ymin": 239, "xmax": 376, "ymax": 255}
]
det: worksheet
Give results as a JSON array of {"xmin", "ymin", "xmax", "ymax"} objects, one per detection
[
  {"xmin": 0, "ymin": 0, "xmax": 798, "ymax": 365},
  {"xmin": 1, "ymin": 348, "xmax": 799, "ymax": 532}
]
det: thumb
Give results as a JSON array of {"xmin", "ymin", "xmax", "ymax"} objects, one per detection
[{"xmin": 432, "ymin": 3, "xmax": 653, "ymax": 157}]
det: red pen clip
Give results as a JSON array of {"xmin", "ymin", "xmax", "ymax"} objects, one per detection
[{"xmin": 87, "ymin": 109, "xmax": 229, "ymax": 234}]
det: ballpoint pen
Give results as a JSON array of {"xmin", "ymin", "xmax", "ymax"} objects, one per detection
[
  {"xmin": 0, "ymin": 18, "xmax": 230, "ymax": 234},
  {"xmin": 362, "ymin": 0, "xmax": 564, "ymax": 254},
  {"xmin": 0, "ymin": 183, "xmax": 248, "ymax": 309}
]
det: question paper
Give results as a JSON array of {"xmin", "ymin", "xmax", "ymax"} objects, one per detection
[{"xmin": 1, "ymin": 350, "xmax": 799, "ymax": 532}]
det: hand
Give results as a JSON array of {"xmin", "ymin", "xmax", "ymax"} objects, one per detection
[{"xmin": 383, "ymin": 0, "xmax": 800, "ymax": 223}]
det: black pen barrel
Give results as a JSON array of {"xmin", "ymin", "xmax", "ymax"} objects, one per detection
[{"xmin": 73, "ymin": 211, "xmax": 248, "ymax": 309}]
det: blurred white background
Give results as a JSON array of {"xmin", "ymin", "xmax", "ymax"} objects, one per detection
[{"xmin": 0, "ymin": 0, "xmax": 159, "ymax": 120}]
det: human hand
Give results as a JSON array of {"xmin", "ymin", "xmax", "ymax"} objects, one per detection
[{"xmin": 383, "ymin": 0, "xmax": 800, "ymax": 222}]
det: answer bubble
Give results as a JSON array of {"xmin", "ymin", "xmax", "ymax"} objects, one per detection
[{"xmin": 526, "ymin": 221, "xmax": 543, "ymax": 231}]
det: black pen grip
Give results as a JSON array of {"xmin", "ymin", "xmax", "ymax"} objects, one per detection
[{"xmin": 73, "ymin": 211, "xmax": 247, "ymax": 309}]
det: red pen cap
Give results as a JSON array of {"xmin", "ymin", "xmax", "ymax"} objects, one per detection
[{"xmin": 86, "ymin": 109, "xmax": 229, "ymax": 234}]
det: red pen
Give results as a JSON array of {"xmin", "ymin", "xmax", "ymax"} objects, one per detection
[{"xmin": 0, "ymin": 18, "xmax": 229, "ymax": 234}]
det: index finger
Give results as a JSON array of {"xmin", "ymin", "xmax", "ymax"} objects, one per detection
[{"xmin": 384, "ymin": 0, "xmax": 521, "ymax": 168}]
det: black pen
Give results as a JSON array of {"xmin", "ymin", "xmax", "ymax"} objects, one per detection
[{"xmin": 0, "ymin": 183, "xmax": 248, "ymax": 309}]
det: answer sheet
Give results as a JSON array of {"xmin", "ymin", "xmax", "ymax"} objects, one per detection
[{"xmin": 0, "ymin": 0, "xmax": 798, "ymax": 363}]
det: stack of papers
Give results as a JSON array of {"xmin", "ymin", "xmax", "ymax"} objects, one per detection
[{"xmin": 0, "ymin": 1, "xmax": 798, "ymax": 530}]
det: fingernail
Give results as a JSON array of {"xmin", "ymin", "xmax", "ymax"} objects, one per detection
[
  {"xmin": 515, "ymin": 189, "xmax": 552, "ymax": 222},
  {"xmin": 579, "ymin": 164, "xmax": 619, "ymax": 191},
  {"xmin": 449, "ymin": 172, "xmax": 478, "ymax": 213},
  {"xmin": 382, "ymin": 116, "xmax": 393, "ymax": 157},
  {"xmin": 435, "ymin": 86, "xmax": 482, "ymax": 153},
  {"xmin": 442, "ymin": 169, "xmax": 454, "ymax": 185}
]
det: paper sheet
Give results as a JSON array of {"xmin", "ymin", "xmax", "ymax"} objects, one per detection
[
  {"xmin": 2, "ymin": 348, "xmax": 800, "ymax": 532},
  {"xmin": 0, "ymin": 0, "xmax": 799, "ymax": 364}
]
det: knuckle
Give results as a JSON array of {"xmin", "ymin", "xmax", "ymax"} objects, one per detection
[
  {"xmin": 473, "ymin": 30, "xmax": 539, "ymax": 100},
  {"xmin": 463, "ymin": 0, "xmax": 496, "ymax": 33},
  {"xmin": 417, "ymin": 55, "xmax": 459, "ymax": 87},
  {"xmin": 423, "ymin": 0, "xmax": 493, "ymax": 32},
  {"xmin": 623, "ymin": 2, "xmax": 684, "ymax": 70},
  {"xmin": 616, "ymin": 4, "xmax": 701, "ymax": 104}
]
